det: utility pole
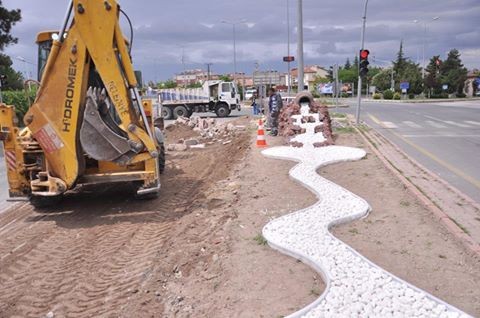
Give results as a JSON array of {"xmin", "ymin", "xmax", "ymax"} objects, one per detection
[
  {"xmin": 206, "ymin": 63, "xmax": 213, "ymax": 81},
  {"xmin": 297, "ymin": 0, "xmax": 304, "ymax": 92},
  {"xmin": 222, "ymin": 19, "xmax": 247, "ymax": 92},
  {"xmin": 180, "ymin": 46, "xmax": 187, "ymax": 88},
  {"xmin": 287, "ymin": 0, "xmax": 292, "ymax": 95},
  {"xmin": 356, "ymin": 0, "xmax": 369, "ymax": 125}
]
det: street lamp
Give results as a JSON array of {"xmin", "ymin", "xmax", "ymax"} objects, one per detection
[
  {"xmin": 414, "ymin": 16, "xmax": 440, "ymax": 81},
  {"xmin": 355, "ymin": 0, "xmax": 369, "ymax": 125},
  {"xmin": 221, "ymin": 19, "xmax": 247, "ymax": 83},
  {"xmin": 297, "ymin": 0, "xmax": 305, "ymax": 92}
]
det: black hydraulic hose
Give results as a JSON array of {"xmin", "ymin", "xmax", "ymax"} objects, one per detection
[{"xmin": 119, "ymin": 8, "xmax": 133, "ymax": 55}]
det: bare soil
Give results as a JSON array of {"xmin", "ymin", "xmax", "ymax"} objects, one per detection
[
  {"xmin": 2, "ymin": 116, "xmax": 478, "ymax": 317},
  {"xmin": 326, "ymin": 131, "xmax": 480, "ymax": 317},
  {"xmin": 0, "ymin": 118, "xmax": 322, "ymax": 318}
]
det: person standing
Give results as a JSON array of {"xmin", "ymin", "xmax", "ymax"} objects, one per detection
[{"xmin": 268, "ymin": 87, "xmax": 283, "ymax": 136}]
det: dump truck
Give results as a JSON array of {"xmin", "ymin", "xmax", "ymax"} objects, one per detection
[
  {"xmin": 0, "ymin": 0, "xmax": 165, "ymax": 207},
  {"xmin": 158, "ymin": 80, "xmax": 241, "ymax": 119}
]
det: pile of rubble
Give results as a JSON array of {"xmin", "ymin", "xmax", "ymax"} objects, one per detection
[
  {"xmin": 166, "ymin": 116, "xmax": 243, "ymax": 152},
  {"xmin": 278, "ymin": 92, "xmax": 334, "ymax": 147}
]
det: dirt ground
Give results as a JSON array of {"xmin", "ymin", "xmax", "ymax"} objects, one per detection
[
  {"xmin": 327, "ymin": 131, "xmax": 480, "ymax": 317},
  {"xmin": 0, "ymin": 117, "xmax": 322, "ymax": 318},
  {"xmin": 1, "ymin": 116, "xmax": 479, "ymax": 317}
]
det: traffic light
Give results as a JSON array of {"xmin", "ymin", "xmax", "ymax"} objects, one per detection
[{"xmin": 359, "ymin": 49, "xmax": 370, "ymax": 78}]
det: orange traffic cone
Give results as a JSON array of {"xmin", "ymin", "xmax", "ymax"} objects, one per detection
[{"xmin": 256, "ymin": 119, "xmax": 267, "ymax": 148}]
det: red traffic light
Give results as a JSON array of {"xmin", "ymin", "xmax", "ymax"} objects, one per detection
[{"xmin": 360, "ymin": 49, "xmax": 370, "ymax": 60}]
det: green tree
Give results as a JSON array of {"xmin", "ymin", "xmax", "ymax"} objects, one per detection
[
  {"xmin": 353, "ymin": 55, "xmax": 359, "ymax": 70},
  {"xmin": 0, "ymin": 1, "xmax": 22, "ymax": 90},
  {"xmin": 157, "ymin": 80, "xmax": 177, "ymax": 89},
  {"xmin": 424, "ymin": 55, "xmax": 442, "ymax": 95},
  {"xmin": 391, "ymin": 40, "xmax": 422, "ymax": 94},
  {"xmin": 392, "ymin": 40, "xmax": 407, "ymax": 78},
  {"xmin": 219, "ymin": 75, "xmax": 233, "ymax": 82},
  {"xmin": 0, "ymin": 1, "xmax": 21, "ymax": 51},
  {"xmin": 440, "ymin": 49, "xmax": 468, "ymax": 95},
  {"xmin": 344, "ymin": 58, "xmax": 351, "ymax": 70},
  {"xmin": 0, "ymin": 53, "xmax": 23, "ymax": 89},
  {"xmin": 372, "ymin": 68, "xmax": 392, "ymax": 91}
]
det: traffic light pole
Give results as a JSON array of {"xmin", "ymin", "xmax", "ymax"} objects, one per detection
[{"xmin": 356, "ymin": 0, "xmax": 369, "ymax": 125}]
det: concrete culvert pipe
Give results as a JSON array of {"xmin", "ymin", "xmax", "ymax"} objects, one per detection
[{"xmin": 294, "ymin": 91, "xmax": 315, "ymax": 107}]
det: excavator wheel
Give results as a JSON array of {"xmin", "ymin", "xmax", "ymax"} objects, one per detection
[{"xmin": 30, "ymin": 195, "xmax": 63, "ymax": 209}]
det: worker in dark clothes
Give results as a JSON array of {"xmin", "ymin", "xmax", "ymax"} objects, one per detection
[{"xmin": 268, "ymin": 87, "xmax": 283, "ymax": 136}]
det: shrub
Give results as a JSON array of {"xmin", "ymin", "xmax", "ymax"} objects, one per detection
[
  {"xmin": 311, "ymin": 91, "xmax": 321, "ymax": 98},
  {"xmin": 408, "ymin": 93, "xmax": 415, "ymax": 99},
  {"xmin": 1, "ymin": 89, "xmax": 37, "ymax": 124},
  {"xmin": 373, "ymin": 93, "xmax": 382, "ymax": 100},
  {"xmin": 383, "ymin": 89, "xmax": 394, "ymax": 100},
  {"xmin": 455, "ymin": 92, "xmax": 466, "ymax": 98},
  {"xmin": 430, "ymin": 93, "xmax": 448, "ymax": 99},
  {"xmin": 341, "ymin": 92, "xmax": 349, "ymax": 98},
  {"xmin": 393, "ymin": 92, "xmax": 401, "ymax": 100}
]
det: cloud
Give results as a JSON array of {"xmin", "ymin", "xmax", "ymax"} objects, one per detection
[{"xmin": 2, "ymin": 0, "xmax": 479, "ymax": 82}]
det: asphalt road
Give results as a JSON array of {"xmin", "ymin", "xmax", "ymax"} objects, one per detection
[{"xmin": 343, "ymin": 99, "xmax": 480, "ymax": 203}]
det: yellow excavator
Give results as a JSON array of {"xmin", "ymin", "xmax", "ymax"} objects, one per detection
[{"xmin": 0, "ymin": 0, "xmax": 165, "ymax": 207}]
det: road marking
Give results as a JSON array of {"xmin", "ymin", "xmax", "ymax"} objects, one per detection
[
  {"xmin": 403, "ymin": 134, "xmax": 480, "ymax": 138},
  {"xmin": 465, "ymin": 121, "xmax": 480, "ymax": 126},
  {"xmin": 425, "ymin": 120, "xmax": 447, "ymax": 128},
  {"xmin": 368, "ymin": 114, "xmax": 480, "ymax": 192},
  {"xmin": 382, "ymin": 121, "xmax": 398, "ymax": 129},
  {"xmin": 403, "ymin": 121, "xmax": 422, "ymax": 129},
  {"xmin": 369, "ymin": 114, "xmax": 382, "ymax": 126},
  {"xmin": 444, "ymin": 121, "xmax": 471, "ymax": 128}
]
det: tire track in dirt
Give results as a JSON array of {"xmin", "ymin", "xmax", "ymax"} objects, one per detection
[{"xmin": 0, "ymin": 155, "xmax": 214, "ymax": 317}]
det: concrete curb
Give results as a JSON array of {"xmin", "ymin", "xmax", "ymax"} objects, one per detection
[
  {"xmin": 361, "ymin": 97, "xmax": 480, "ymax": 104},
  {"xmin": 354, "ymin": 124, "xmax": 480, "ymax": 256}
]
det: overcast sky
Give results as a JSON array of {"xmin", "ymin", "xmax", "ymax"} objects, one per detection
[{"xmin": 3, "ymin": 0, "xmax": 479, "ymax": 82}]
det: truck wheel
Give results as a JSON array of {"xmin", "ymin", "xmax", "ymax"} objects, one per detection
[
  {"xmin": 30, "ymin": 194, "xmax": 63, "ymax": 209},
  {"xmin": 215, "ymin": 104, "xmax": 230, "ymax": 118},
  {"xmin": 162, "ymin": 106, "xmax": 174, "ymax": 120},
  {"xmin": 173, "ymin": 105, "xmax": 188, "ymax": 119}
]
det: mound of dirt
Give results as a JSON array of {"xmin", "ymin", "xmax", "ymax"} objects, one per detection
[{"xmin": 165, "ymin": 123, "xmax": 200, "ymax": 144}]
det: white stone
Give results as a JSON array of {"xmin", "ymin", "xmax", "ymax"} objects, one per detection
[{"xmin": 260, "ymin": 105, "xmax": 471, "ymax": 318}]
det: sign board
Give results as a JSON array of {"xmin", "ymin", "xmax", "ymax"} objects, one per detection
[
  {"xmin": 253, "ymin": 71, "xmax": 281, "ymax": 86},
  {"xmin": 402, "ymin": 88, "xmax": 407, "ymax": 94},
  {"xmin": 369, "ymin": 86, "xmax": 376, "ymax": 94},
  {"xmin": 283, "ymin": 56, "xmax": 295, "ymax": 62},
  {"xmin": 317, "ymin": 83, "xmax": 334, "ymax": 95},
  {"xmin": 400, "ymin": 82, "xmax": 409, "ymax": 90},
  {"xmin": 442, "ymin": 84, "xmax": 448, "ymax": 90}
]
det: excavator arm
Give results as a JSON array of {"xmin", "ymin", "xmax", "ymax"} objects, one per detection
[{"xmin": 21, "ymin": 0, "xmax": 159, "ymax": 196}]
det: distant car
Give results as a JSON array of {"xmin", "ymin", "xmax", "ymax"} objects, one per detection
[
  {"xmin": 245, "ymin": 89, "xmax": 257, "ymax": 100},
  {"xmin": 475, "ymin": 91, "xmax": 480, "ymax": 97}
]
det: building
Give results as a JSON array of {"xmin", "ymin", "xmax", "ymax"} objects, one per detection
[
  {"xmin": 174, "ymin": 69, "xmax": 219, "ymax": 86},
  {"xmin": 290, "ymin": 65, "xmax": 329, "ymax": 90},
  {"xmin": 464, "ymin": 69, "xmax": 480, "ymax": 97}
]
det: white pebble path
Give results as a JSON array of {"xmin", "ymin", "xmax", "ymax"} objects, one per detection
[{"xmin": 261, "ymin": 105, "xmax": 471, "ymax": 318}]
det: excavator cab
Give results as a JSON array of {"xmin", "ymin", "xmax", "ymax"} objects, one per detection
[{"xmin": 0, "ymin": 0, "xmax": 165, "ymax": 207}]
